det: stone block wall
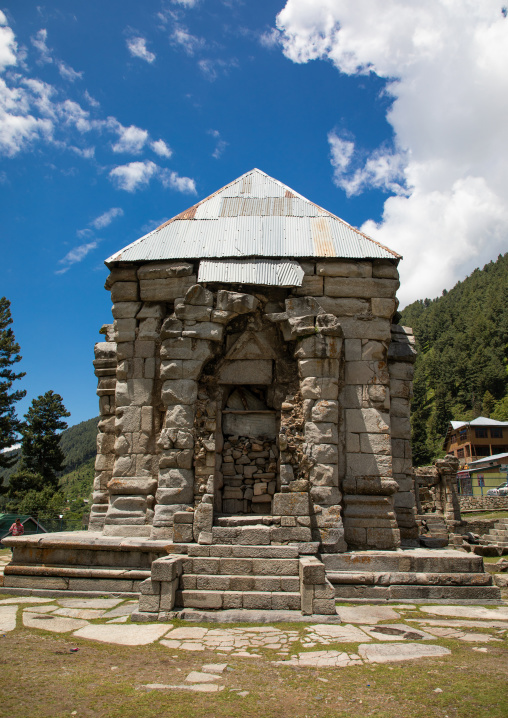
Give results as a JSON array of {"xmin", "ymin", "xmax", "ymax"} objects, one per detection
[
  {"xmin": 388, "ymin": 326, "xmax": 418, "ymax": 542},
  {"xmin": 415, "ymin": 456, "xmax": 463, "ymax": 536},
  {"xmin": 221, "ymin": 436, "xmax": 278, "ymax": 514},
  {"xmin": 89, "ymin": 256, "xmax": 416, "ymax": 553},
  {"xmin": 459, "ymin": 496, "xmax": 508, "ymax": 511}
]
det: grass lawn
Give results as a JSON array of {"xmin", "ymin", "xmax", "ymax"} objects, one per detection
[
  {"xmin": 462, "ymin": 511, "xmax": 508, "ymax": 520},
  {"xmin": 0, "ymin": 603, "xmax": 506, "ymax": 718}
]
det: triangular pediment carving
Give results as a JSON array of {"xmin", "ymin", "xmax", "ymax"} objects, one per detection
[{"xmin": 225, "ymin": 330, "xmax": 278, "ymax": 361}]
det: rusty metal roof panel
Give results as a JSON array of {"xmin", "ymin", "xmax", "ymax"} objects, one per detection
[
  {"xmin": 198, "ymin": 259, "xmax": 304, "ymax": 286},
  {"xmin": 105, "ymin": 168, "xmax": 401, "ymax": 263}
]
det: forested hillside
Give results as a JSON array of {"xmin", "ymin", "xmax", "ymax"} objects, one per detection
[
  {"xmin": 0, "ymin": 416, "xmax": 98, "ymax": 526},
  {"xmin": 400, "ymin": 252, "xmax": 508, "ymax": 465}
]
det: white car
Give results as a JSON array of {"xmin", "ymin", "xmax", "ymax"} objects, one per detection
[{"xmin": 486, "ymin": 482, "xmax": 508, "ymax": 496}]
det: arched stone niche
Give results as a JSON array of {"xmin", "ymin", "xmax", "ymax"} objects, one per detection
[{"xmin": 192, "ymin": 307, "xmax": 299, "ymax": 520}]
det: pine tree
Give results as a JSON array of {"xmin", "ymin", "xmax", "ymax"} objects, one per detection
[
  {"xmin": 482, "ymin": 390, "xmax": 495, "ymax": 417},
  {"xmin": 0, "ymin": 297, "xmax": 26, "ymax": 470},
  {"xmin": 19, "ymin": 391, "xmax": 70, "ymax": 488}
]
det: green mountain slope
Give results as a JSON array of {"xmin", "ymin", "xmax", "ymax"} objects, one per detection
[
  {"xmin": 400, "ymin": 252, "xmax": 508, "ymax": 464},
  {"xmin": 0, "ymin": 417, "xmax": 98, "ymax": 524}
]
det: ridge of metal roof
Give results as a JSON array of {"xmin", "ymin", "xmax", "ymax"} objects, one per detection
[
  {"xmin": 106, "ymin": 168, "xmax": 401, "ymax": 265},
  {"xmin": 450, "ymin": 417, "xmax": 508, "ymax": 430}
]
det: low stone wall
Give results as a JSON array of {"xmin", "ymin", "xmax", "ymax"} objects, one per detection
[
  {"xmin": 459, "ymin": 496, "xmax": 508, "ymax": 511},
  {"xmin": 221, "ymin": 436, "xmax": 277, "ymax": 514}
]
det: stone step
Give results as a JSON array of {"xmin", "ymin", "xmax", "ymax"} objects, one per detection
[
  {"xmin": 3, "ymin": 572, "xmax": 145, "ymax": 593},
  {"xmin": 333, "ymin": 584, "xmax": 501, "ymax": 600},
  {"xmin": 185, "ymin": 544, "xmax": 299, "ymax": 559},
  {"xmin": 180, "ymin": 556, "xmax": 300, "ymax": 577},
  {"xmin": 322, "ymin": 549, "xmax": 485, "ymax": 574},
  {"xmin": 211, "ymin": 524, "xmax": 312, "ymax": 545},
  {"xmin": 327, "ymin": 571, "xmax": 494, "ymax": 587},
  {"xmin": 175, "ymin": 589, "xmax": 302, "ymax": 611},
  {"xmin": 180, "ymin": 573, "xmax": 300, "ymax": 592},
  {"xmin": 486, "ymin": 530, "xmax": 508, "ymax": 539},
  {"xmin": 215, "ymin": 516, "xmax": 276, "ymax": 527},
  {"xmin": 3, "ymin": 564, "xmax": 150, "ymax": 581}
]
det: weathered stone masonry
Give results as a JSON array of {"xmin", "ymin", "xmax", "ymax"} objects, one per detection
[{"xmin": 89, "ymin": 256, "xmax": 418, "ymax": 553}]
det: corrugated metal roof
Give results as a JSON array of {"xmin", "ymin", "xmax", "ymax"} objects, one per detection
[
  {"xmin": 106, "ymin": 168, "xmax": 400, "ymax": 264},
  {"xmin": 468, "ymin": 452, "xmax": 508, "ymax": 467},
  {"xmin": 451, "ymin": 417, "xmax": 508, "ymax": 430},
  {"xmin": 198, "ymin": 259, "xmax": 304, "ymax": 286}
]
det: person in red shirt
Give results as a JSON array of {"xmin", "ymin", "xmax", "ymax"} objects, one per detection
[{"xmin": 8, "ymin": 518, "xmax": 24, "ymax": 554}]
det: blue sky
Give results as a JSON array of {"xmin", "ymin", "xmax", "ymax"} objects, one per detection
[{"xmin": 1, "ymin": 1, "xmax": 507, "ymax": 429}]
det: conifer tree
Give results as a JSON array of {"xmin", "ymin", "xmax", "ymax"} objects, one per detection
[
  {"xmin": 0, "ymin": 297, "xmax": 26, "ymax": 469},
  {"xmin": 19, "ymin": 391, "xmax": 70, "ymax": 488},
  {"xmin": 482, "ymin": 390, "xmax": 495, "ymax": 417}
]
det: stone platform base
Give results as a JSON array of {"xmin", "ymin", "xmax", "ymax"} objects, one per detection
[
  {"xmin": 1, "ymin": 531, "xmax": 168, "ymax": 595},
  {"xmin": 324, "ymin": 549, "xmax": 501, "ymax": 602},
  {"xmin": 2, "ymin": 533, "xmax": 502, "ymax": 606}
]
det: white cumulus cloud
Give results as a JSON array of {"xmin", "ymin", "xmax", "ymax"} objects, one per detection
[
  {"xmin": 109, "ymin": 160, "xmax": 158, "ymax": 191},
  {"xmin": 161, "ymin": 169, "xmax": 197, "ymax": 194},
  {"xmin": 126, "ymin": 36, "xmax": 156, "ymax": 63},
  {"xmin": 276, "ymin": 0, "xmax": 508, "ymax": 306},
  {"xmin": 111, "ymin": 123, "xmax": 148, "ymax": 154},
  {"xmin": 0, "ymin": 10, "xmax": 17, "ymax": 71},
  {"xmin": 91, "ymin": 207, "xmax": 124, "ymax": 229},
  {"xmin": 151, "ymin": 138, "xmax": 172, "ymax": 157}
]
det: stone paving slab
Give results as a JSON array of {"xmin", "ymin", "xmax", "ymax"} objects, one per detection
[
  {"xmin": 57, "ymin": 598, "xmax": 123, "ymax": 609},
  {"xmin": 73, "ymin": 623, "xmax": 172, "ymax": 645},
  {"xmin": 167, "ymin": 627, "xmax": 208, "ymax": 640},
  {"xmin": 0, "ymin": 597, "xmax": 53, "ymax": 605},
  {"xmin": 408, "ymin": 618, "xmax": 508, "ymax": 629},
  {"xmin": 0, "ymin": 605, "xmax": 18, "ymax": 632},
  {"xmin": 359, "ymin": 624, "xmax": 435, "ymax": 641},
  {"xmin": 22, "ymin": 605, "xmax": 56, "ymax": 613},
  {"xmin": 185, "ymin": 671, "xmax": 221, "ymax": 683},
  {"xmin": 277, "ymin": 650, "xmax": 362, "ymax": 667},
  {"xmin": 23, "ymin": 612, "xmax": 89, "ymax": 633},
  {"xmin": 102, "ymin": 601, "xmax": 138, "ymax": 618},
  {"xmin": 422, "ymin": 606, "xmax": 508, "ymax": 620},
  {"xmin": 202, "ymin": 663, "xmax": 229, "ymax": 674},
  {"xmin": 423, "ymin": 626, "xmax": 503, "ymax": 642},
  {"xmin": 52, "ymin": 607, "xmax": 106, "ymax": 619},
  {"xmin": 106, "ymin": 616, "xmax": 129, "ymax": 624},
  {"xmin": 337, "ymin": 606, "xmax": 401, "ymax": 624},
  {"xmin": 357, "ymin": 642, "xmax": 451, "ymax": 663},
  {"xmin": 303, "ymin": 624, "xmax": 371, "ymax": 643}
]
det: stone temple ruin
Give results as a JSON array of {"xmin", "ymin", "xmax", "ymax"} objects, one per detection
[{"xmin": 4, "ymin": 169, "xmax": 500, "ymax": 611}]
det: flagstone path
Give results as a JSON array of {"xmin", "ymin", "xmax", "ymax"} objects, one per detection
[{"xmin": 0, "ymin": 593, "xmax": 506, "ymax": 668}]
